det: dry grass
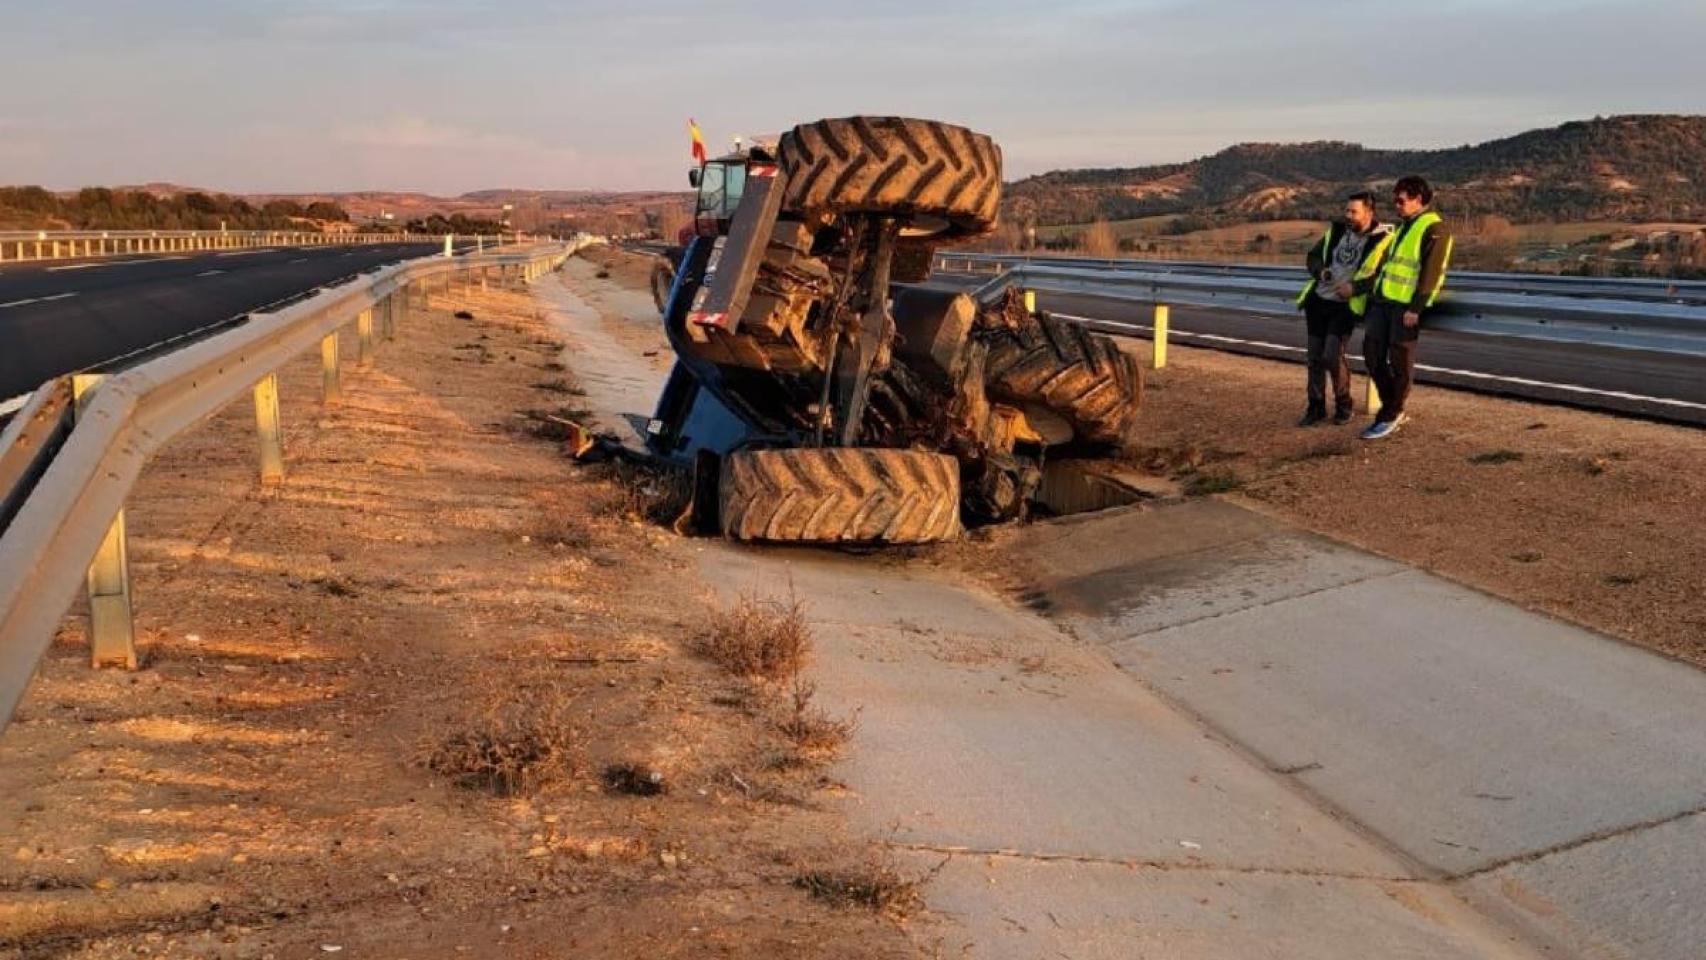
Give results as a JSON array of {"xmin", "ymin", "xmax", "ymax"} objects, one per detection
[
  {"xmin": 525, "ymin": 509, "xmax": 593, "ymax": 549},
  {"xmin": 775, "ymin": 679, "xmax": 857, "ymax": 755},
  {"xmin": 698, "ymin": 592, "xmax": 812, "ymax": 681},
  {"xmin": 594, "ymin": 459, "xmax": 692, "ymax": 525},
  {"xmin": 531, "ymin": 377, "xmax": 584, "ymax": 395},
  {"xmin": 1079, "ymin": 219, "xmax": 1118, "ymax": 257},
  {"xmin": 421, "ymin": 689, "xmax": 577, "ymax": 797},
  {"xmin": 793, "ymin": 859, "xmax": 932, "ymax": 919},
  {"xmin": 1468, "ymin": 449, "xmax": 1525, "ymax": 465},
  {"xmin": 1181, "ymin": 468, "xmax": 1243, "ymax": 496}
]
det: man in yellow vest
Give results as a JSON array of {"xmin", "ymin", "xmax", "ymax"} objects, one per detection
[
  {"xmin": 1360, "ymin": 175, "xmax": 1453, "ymax": 440},
  {"xmin": 1295, "ymin": 191, "xmax": 1392, "ymax": 425}
]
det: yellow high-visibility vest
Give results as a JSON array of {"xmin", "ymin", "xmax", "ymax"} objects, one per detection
[
  {"xmin": 1294, "ymin": 224, "xmax": 1395, "ymax": 316},
  {"xmin": 1375, "ymin": 210, "xmax": 1452, "ymax": 308}
]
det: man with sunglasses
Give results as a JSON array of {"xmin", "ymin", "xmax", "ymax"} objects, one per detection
[{"xmin": 1360, "ymin": 175, "xmax": 1453, "ymax": 440}]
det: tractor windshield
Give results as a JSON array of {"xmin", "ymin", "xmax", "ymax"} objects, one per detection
[{"xmin": 694, "ymin": 161, "xmax": 747, "ymax": 237}]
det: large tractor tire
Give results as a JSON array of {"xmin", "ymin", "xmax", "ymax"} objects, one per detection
[
  {"xmin": 777, "ymin": 117, "xmax": 1001, "ymax": 240},
  {"xmin": 984, "ymin": 314, "xmax": 1143, "ymax": 446},
  {"xmin": 720, "ymin": 448, "xmax": 961, "ymax": 544}
]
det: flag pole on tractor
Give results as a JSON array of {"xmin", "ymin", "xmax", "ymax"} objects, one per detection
[{"xmin": 689, "ymin": 118, "xmax": 707, "ymax": 164}]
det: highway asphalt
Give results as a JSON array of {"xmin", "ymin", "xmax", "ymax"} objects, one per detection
[
  {"xmin": 0, "ymin": 243, "xmax": 451, "ymax": 399},
  {"xmin": 929, "ymin": 273, "xmax": 1706, "ymax": 426}
]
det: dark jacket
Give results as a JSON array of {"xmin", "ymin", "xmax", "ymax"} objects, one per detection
[{"xmin": 1304, "ymin": 220, "xmax": 1391, "ymax": 299}]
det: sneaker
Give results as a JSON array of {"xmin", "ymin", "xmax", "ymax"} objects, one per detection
[
  {"xmin": 1360, "ymin": 418, "xmax": 1400, "ymax": 440},
  {"xmin": 1297, "ymin": 409, "xmax": 1326, "ymax": 427},
  {"xmin": 1332, "ymin": 408, "xmax": 1353, "ymax": 425}
]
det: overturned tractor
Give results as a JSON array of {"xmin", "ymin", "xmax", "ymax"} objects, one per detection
[{"xmin": 646, "ymin": 116, "xmax": 1141, "ymax": 544}]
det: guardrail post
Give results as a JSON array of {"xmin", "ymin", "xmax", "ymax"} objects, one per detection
[
  {"xmin": 321, "ymin": 332, "xmax": 342, "ymax": 404},
  {"xmin": 253, "ymin": 372, "xmax": 285, "ymax": 483},
  {"xmin": 1151, "ymin": 304, "xmax": 1169, "ymax": 369},
  {"xmin": 1022, "ymin": 289, "xmax": 1036, "ymax": 313},
  {"xmin": 356, "ymin": 309, "xmax": 375, "ymax": 368},
  {"xmin": 85, "ymin": 511, "xmax": 138, "ymax": 669},
  {"xmin": 383, "ymin": 295, "xmax": 397, "ymax": 341},
  {"xmin": 71, "ymin": 375, "xmax": 138, "ymax": 669}
]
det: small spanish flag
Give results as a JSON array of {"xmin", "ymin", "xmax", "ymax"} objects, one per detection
[{"xmin": 688, "ymin": 118, "xmax": 707, "ymax": 165}]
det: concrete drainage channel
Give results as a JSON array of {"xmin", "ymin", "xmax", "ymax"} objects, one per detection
[{"xmin": 544, "ymin": 257, "xmax": 1704, "ymax": 959}]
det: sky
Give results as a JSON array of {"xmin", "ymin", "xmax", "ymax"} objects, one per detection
[{"xmin": 1, "ymin": 0, "xmax": 1702, "ymax": 196}]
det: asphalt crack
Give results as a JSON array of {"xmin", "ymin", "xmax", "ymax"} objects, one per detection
[{"xmin": 884, "ymin": 840, "xmax": 1417, "ymax": 883}]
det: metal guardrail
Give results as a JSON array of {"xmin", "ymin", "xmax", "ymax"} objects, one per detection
[
  {"xmin": 0, "ymin": 236, "xmax": 601, "ymax": 730},
  {"xmin": 0, "ymin": 229, "xmax": 519, "ymax": 262},
  {"xmin": 941, "ymin": 256, "xmax": 1706, "ymax": 358},
  {"xmin": 938, "ymin": 252, "xmax": 1706, "ymax": 305}
]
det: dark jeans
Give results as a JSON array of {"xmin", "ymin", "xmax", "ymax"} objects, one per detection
[
  {"xmin": 1362, "ymin": 299, "xmax": 1420, "ymax": 421},
  {"xmin": 1303, "ymin": 295, "xmax": 1355, "ymax": 415}
]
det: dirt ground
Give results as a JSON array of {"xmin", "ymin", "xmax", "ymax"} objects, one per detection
[
  {"xmin": 1106, "ymin": 344, "xmax": 1706, "ymax": 665},
  {"xmin": 587, "ymin": 247, "xmax": 661, "ymax": 299},
  {"xmin": 0, "ymin": 273, "xmax": 923, "ymax": 957}
]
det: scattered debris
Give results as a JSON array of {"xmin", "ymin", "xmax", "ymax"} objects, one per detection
[
  {"xmin": 1467, "ymin": 449, "xmax": 1524, "ymax": 465},
  {"xmin": 602, "ymin": 762, "xmax": 667, "ymax": 797},
  {"xmin": 311, "ymin": 576, "xmax": 359, "ymax": 599}
]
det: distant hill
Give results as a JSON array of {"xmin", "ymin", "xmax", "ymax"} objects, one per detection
[
  {"xmin": 1005, "ymin": 115, "xmax": 1706, "ymax": 227},
  {"xmin": 0, "ymin": 183, "xmax": 691, "ymax": 235}
]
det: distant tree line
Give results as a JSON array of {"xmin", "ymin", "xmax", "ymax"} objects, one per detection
[
  {"xmin": 0, "ymin": 186, "xmax": 350, "ymax": 231},
  {"xmin": 401, "ymin": 213, "xmax": 507, "ymax": 235}
]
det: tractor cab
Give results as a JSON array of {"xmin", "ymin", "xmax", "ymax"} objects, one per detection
[{"xmin": 688, "ymin": 148, "xmax": 772, "ymax": 238}]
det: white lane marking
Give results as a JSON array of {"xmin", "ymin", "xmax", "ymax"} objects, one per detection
[
  {"xmin": 289, "ymin": 257, "xmax": 308, "ymax": 264},
  {"xmin": 1052, "ymin": 311, "xmax": 1706, "ymax": 413},
  {"xmin": 0, "ymin": 292, "xmax": 78, "ymax": 310},
  {"xmin": 39, "ymin": 254, "xmax": 193, "ymax": 272},
  {"xmin": 216, "ymin": 249, "xmax": 271, "ymax": 257},
  {"xmin": 196, "ymin": 269, "xmax": 226, "ymax": 277}
]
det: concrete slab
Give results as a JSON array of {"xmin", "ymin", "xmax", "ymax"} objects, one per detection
[
  {"xmin": 908, "ymin": 853, "xmax": 1544, "ymax": 960},
  {"xmin": 1016, "ymin": 500, "xmax": 1406, "ymax": 638},
  {"xmin": 1098, "ymin": 565, "xmax": 1706, "ymax": 877},
  {"xmin": 696, "ymin": 543, "xmax": 1060, "ymax": 643},
  {"xmin": 697, "ymin": 544, "xmax": 1405, "ymax": 877},
  {"xmin": 1464, "ymin": 810, "xmax": 1706, "ymax": 960}
]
